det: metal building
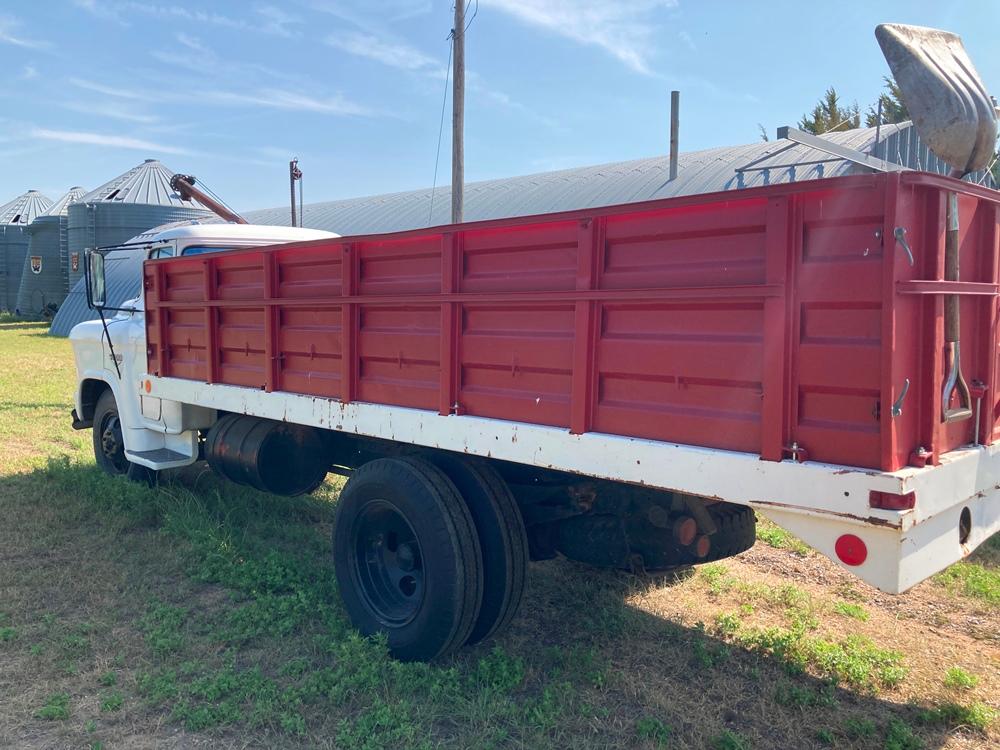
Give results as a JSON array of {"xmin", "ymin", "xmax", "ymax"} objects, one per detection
[
  {"xmin": 49, "ymin": 122, "xmax": 993, "ymax": 335},
  {"xmin": 0, "ymin": 190, "xmax": 53, "ymax": 312},
  {"xmin": 65, "ymin": 159, "xmax": 211, "ymax": 290},
  {"xmin": 244, "ymin": 122, "xmax": 983, "ymax": 234},
  {"xmin": 15, "ymin": 186, "xmax": 87, "ymax": 318}
]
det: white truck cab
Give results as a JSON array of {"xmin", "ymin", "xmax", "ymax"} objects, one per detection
[{"xmin": 69, "ymin": 221, "xmax": 337, "ymax": 478}]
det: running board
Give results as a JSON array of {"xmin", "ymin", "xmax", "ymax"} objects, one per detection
[{"xmin": 126, "ymin": 448, "xmax": 193, "ymax": 469}]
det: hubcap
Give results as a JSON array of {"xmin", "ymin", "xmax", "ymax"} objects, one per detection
[
  {"xmin": 352, "ymin": 500, "xmax": 425, "ymax": 626},
  {"xmin": 99, "ymin": 412, "xmax": 128, "ymax": 474}
]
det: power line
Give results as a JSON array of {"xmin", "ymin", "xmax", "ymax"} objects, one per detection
[{"xmin": 428, "ymin": 36, "xmax": 453, "ymax": 225}]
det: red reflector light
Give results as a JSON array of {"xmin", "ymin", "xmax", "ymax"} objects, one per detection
[
  {"xmin": 835, "ymin": 534, "xmax": 868, "ymax": 566},
  {"xmin": 869, "ymin": 490, "xmax": 916, "ymax": 510}
]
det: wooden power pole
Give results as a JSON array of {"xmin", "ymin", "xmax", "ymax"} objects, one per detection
[{"xmin": 451, "ymin": 1, "xmax": 465, "ymax": 224}]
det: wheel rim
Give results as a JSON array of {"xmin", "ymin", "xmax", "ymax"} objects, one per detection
[
  {"xmin": 98, "ymin": 411, "xmax": 128, "ymax": 474},
  {"xmin": 351, "ymin": 499, "xmax": 425, "ymax": 627}
]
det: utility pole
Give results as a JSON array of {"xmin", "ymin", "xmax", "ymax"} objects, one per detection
[{"xmin": 451, "ymin": 1, "xmax": 465, "ymax": 224}]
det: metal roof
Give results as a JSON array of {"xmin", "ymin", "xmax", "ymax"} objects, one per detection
[
  {"xmin": 243, "ymin": 122, "xmax": 984, "ymax": 235},
  {"xmin": 0, "ymin": 190, "xmax": 53, "ymax": 225},
  {"xmin": 80, "ymin": 159, "xmax": 208, "ymax": 208},
  {"xmin": 39, "ymin": 186, "xmax": 87, "ymax": 218}
]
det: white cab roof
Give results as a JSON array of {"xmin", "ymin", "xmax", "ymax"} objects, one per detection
[{"xmin": 125, "ymin": 220, "xmax": 338, "ymax": 245}]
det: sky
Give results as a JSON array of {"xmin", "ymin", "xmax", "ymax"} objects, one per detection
[{"xmin": 1, "ymin": 0, "xmax": 998, "ymax": 213}]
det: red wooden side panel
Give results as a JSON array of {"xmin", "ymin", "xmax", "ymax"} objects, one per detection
[{"xmin": 143, "ymin": 173, "xmax": 1000, "ymax": 473}]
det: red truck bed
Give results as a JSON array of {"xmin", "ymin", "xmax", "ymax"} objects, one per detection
[{"xmin": 143, "ymin": 172, "xmax": 1000, "ymax": 473}]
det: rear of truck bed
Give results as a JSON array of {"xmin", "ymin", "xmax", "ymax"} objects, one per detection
[{"xmin": 131, "ymin": 171, "xmax": 999, "ymax": 595}]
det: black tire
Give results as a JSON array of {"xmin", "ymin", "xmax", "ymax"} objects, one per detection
[
  {"xmin": 428, "ymin": 454, "xmax": 528, "ymax": 645},
  {"xmin": 332, "ymin": 457, "xmax": 483, "ymax": 661},
  {"xmin": 92, "ymin": 390, "xmax": 157, "ymax": 485}
]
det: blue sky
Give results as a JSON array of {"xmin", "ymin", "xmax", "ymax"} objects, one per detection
[{"xmin": 1, "ymin": 1, "xmax": 997, "ymax": 213}]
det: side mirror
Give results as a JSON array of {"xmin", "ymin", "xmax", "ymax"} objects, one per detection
[{"xmin": 86, "ymin": 250, "xmax": 107, "ymax": 309}]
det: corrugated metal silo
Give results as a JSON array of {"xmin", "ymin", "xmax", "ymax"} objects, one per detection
[
  {"xmin": 0, "ymin": 190, "xmax": 53, "ymax": 312},
  {"xmin": 15, "ymin": 186, "xmax": 87, "ymax": 318},
  {"xmin": 65, "ymin": 159, "xmax": 211, "ymax": 290}
]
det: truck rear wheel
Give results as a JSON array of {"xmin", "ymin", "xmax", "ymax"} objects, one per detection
[
  {"xmin": 428, "ymin": 455, "xmax": 528, "ymax": 645},
  {"xmin": 332, "ymin": 457, "xmax": 483, "ymax": 661},
  {"xmin": 92, "ymin": 390, "xmax": 157, "ymax": 485}
]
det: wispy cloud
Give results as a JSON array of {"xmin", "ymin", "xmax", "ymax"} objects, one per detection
[
  {"xmin": 74, "ymin": 1, "xmax": 302, "ymax": 37},
  {"xmin": 479, "ymin": 0, "xmax": 676, "ymax": 75},
  {"xmin": 254, "ymin": 5, "xmax": 301, "ymax": 38},
  {"xmin": 69, "ymin": 77, "xmax": 149, "ymax": 101},
  {"xmin": 59, "ymin": 101, "xmax": 159, "ymax": 125},
  {"xmin": 0, "ymin": 15, "xmax": 50, "ymax": 50},
  {"xmin": 325, "ymin": 31, "xmax": 439, "ymax": 72},
  {"xmin": 29, "ymin": 128, "xmax": 193, "ymax": 155},
  {"xmin": 20, "ymin": 65, "xmax": 38, "ymax": 81},
  {"xmin": 199, "ymin": 89, "xmax": 374, "ymax": 116}
]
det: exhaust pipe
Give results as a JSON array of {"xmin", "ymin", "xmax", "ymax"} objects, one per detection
[{"xmin": 206, "ymin": 414, "xmax": 330, "ymax": 496}]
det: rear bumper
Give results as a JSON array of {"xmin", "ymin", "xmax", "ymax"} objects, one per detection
[{"xmin": 755, "ymin": 444, "xmax": 1000, "ymax": 593}]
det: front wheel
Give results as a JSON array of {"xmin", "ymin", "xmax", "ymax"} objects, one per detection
[
  {"xmin": 333, "ymin": 457, "xmax": 483, "ymax": 661},
  {"xmin": 91, "ymin": 390, "xmax": 157, "ymax": 485}
]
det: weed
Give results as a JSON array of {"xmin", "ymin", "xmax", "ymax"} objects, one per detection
[
  {"xmin": 35, "ymin": 692, "xmax": 70, "ymax": 720},
  {"xmin": 773, "ymin": 680, "xmax": 837, "ymax": 708},
  {"xmin": 735, "ymin": 628, "xmax": 906, "ymax": 690},
  {"xmin": 141, "ymin": 601, "xmax": 188, "ymax": 656},
  {"xmin": 636, "ymin": 715, "xmax": 671, "ymax": 746},
  {"xmin": 0, "ymin": 626, "xmax": 16, "ymax": 643},
  {"xmin": 84, "ymin": 719, "xmax": 97, "ymax": 732},
  {"xmin": 843, "ymin": 717, "xmax": 876, "ymax": 738},
  {"xmin": 884, "ymin": 718, "xmax": 923, "ymax": 750},
  {"xmin": 98, "ymin": 671, "xmax": 117, "ymax": 687},
  {"xmin": 712, "ymin": 729, "xmax": 751, "ymax": 750},
  {"xmin": 832, "ymin": 601, "xmax": 869, "ymax": 621},
  {"xmin": 100, "ymin": 691, "xmax": 124, "ymax": 712},
  {"xmin": 714, "ymin": 611, "xmax": 741, "ymax": 635},
  {"xmin": 943, "ymin": 666, "xmax": 979, "ymax": 691},
  {"xmin": 29, "ymin": 643, "xmax": 44, "ymax": 656},
  {"xmin": 692, "ymin": 636, "xmax": 730, "ymax": 668},
  {"xmin": 815, "ymin": 728, "xmax": 834, "ymax": 745},
  {"xmin": 933, "ymin": 562, "xmax": 999, "ymax": 608},
  {"xmin": 918, "ymin": 701, "xmax": 997, "ymax": 732},
  {"xmin": 476, "ymin": 646, "xmax": 525, "ymax": 693},
  {"xmin": 700, "ymin": 563, "xmax": 736, "ymax": 594},
  {"xmin": 755, "ymin": 518, "xmax": 811, "ymax": 556}
]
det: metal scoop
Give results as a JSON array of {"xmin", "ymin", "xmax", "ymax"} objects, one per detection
[
  {"xmin": 877, "ymin": 24, "xmax": 997, "ymax": 423},
  {"xmin": 876, "ymin": 23, "xmax": 996, "ymax": 173}
]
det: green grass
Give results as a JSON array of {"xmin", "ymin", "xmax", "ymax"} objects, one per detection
[
  {"xmin": 918, "ymin": 701, "xmax": 997, "ymax": 732},
  {"xmin": 933, "ymin": 561, "xmax": 999, "ymax": 608},
  {"xmin": 755, "ymin": 517, "xmax": 812, "ymax": 556},
  {"xmin": 35, "ymin": 692, "xmax": 71, "ymax": 721},
  {"xmin": 832, "ymin": 602, "xmax": 869, "ymax": 622},
  {"xmin": 943, "ymin": 666, "xmax": 979, "ymax": 691}
]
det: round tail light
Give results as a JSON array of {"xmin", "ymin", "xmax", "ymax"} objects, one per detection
[{"xmin": 835, "ymin": 534, "xmax": 868, "ymax": 566}]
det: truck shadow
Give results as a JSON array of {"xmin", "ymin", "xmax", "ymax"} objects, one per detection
[{"xmin": 0, "ymin": 460, "xmax": 979, "ymax": 750}]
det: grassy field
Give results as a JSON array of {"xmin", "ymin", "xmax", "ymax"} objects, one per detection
[{"xmin": 0, "ymin": 320, "xmax": 997, "ymax": 750}]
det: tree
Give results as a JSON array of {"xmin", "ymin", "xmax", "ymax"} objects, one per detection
[
  {"xmin": 865, "ymin": 77, "xmax": 909, "ymax": 127},
  {"xmin": 798, "ymin": 87, "xmax": 860, "ymax": 134}
]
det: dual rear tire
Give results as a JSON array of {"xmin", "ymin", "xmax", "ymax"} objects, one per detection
[{"xmin": 332, "ymin": 456, "xmax": 528, "ymax": 662}]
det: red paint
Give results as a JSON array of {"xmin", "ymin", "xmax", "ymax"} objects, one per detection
[
  {"xmin": 835, "ymin": 534, "xmax": 868, "ymax": 566},
  {"xmin": 144, "ymin": 172, "xmax": 1000, "ymax": 472}
]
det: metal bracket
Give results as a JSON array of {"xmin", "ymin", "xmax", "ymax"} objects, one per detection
[
  {"xmin": 893, "ymin": 227, "xmax": 914, "ymax": 266},
  {"xmin": 891, "ymin": 378, "xmax": 910, "ymax": 417}
]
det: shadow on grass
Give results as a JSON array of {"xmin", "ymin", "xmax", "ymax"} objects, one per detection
[{"xmin": 0, "ymin": 458, "xmax": 987, "ymax": 750}]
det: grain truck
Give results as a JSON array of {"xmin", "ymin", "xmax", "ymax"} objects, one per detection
[{"xmin": 69, "ymin": 25, "xmax": 1000, "ymax": 661}]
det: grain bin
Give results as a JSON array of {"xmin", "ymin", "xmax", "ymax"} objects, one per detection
[
  {"xmin": 65, "ymin": 159, "xmax": 211, "ymax": 290},
  {"xmin": 15, "ymin": 186, "xmax": 87, "ymax": 318},
  {"xmin": 0, "ymin": 190, "xmax": 53, "ymax": 312}
]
